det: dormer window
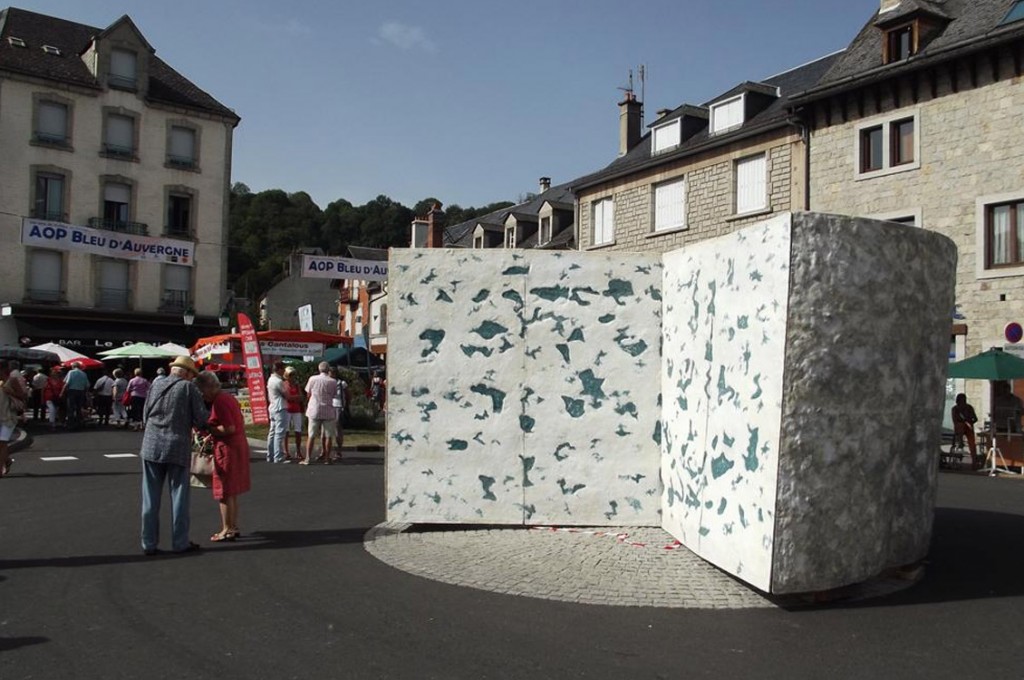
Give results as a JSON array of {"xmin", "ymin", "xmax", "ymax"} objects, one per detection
[
  {"xmin": 885, "ymin": 23, "xmax": 915, "ymax": 63},
  {"xmin": 539, "ymin": 216, "xmax": 552, "ymax": 244},
  {"xmin": 42, "ymin": 45, "xmax": 61, "ymax": 56},
  {"xmin": 108, "ymin": 48, "xmax": 138, "ymax": 89},
  {"xmin": 8, "ymin": 36, "xmax": 26, "ymax": 48},
  {"xmin": 473, "ymin": 234, "xmax": 484, "ymax": 249},
  {"xmin": 652, "ymin": 118, "xmax": 681, "ymax": 154},
  {"xmin": 710, "ymin": 95, "xmax": 744, "ymax": 135},
  {"xmin": 504, "ymin": 226, "xmax": 516, "ymax": 248}
]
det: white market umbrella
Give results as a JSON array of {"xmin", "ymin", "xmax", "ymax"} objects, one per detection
[
  {"xmin": 157, "ymin": 342, "xmax": 192, "ymax": 356},
  {"xmin": 29, "ymin": 342, "xmax": 90, "ymax": 363}
]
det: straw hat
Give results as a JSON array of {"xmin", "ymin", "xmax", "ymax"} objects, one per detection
[{"xmin": 169, "ymin": 356, "xmax": 198, "ymax": 375}]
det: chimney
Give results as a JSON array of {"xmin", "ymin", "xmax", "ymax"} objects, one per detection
[
  {"xmin": 619, "ymin": 92, "xmax": 642, "ymax": 156},
  {"xmin": 880, "ymin": 0, "xmax": 901, "ymax": 13},
  {"xmin": 539, "ymin": 176, "xmax": 551, "ymax": 193},
  {"xmin": 426, "ymin": 201, "xmax": 445, "ymax": 248}
]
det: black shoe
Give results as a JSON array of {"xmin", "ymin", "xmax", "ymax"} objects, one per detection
[
  {"xmin": 173, "ymin": 542, "xmax": 202, "ymax": 554},
  {"xmin": 143, "ymin": 547, "xmax": 162, "ymax": 556}
]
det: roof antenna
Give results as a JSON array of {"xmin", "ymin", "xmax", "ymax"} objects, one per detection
[
  {"xmin": 617, "ymin": 68, "xmax": 635, "ymax": 100},
  {"xmin": 638, "ymin": 63, "xmax": 646, "ymax": 126}
]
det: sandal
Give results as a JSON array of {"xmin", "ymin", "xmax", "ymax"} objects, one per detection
[
  {"xmin": 210, "ymin": 531, "xmax": 236, "ymax": 542},
  {"xmin": 2, "ymin": 458, "xmax": 13, "ymax": 477}
]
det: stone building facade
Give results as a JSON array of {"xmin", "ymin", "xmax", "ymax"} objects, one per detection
[
  {"xmin": 0, "ymin": 9, "xmax": 239, "ymax": 352},
  {"xmin": 792, "ymin": 0, "xmax": 1024, "ymax": 417},
  {"xmin": 572, "ymin": 53, "xmax": 839, "ymax": 255}
]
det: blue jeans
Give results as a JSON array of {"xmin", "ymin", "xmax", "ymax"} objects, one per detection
[
  {"xmin": 141, "ymin": 460, "xmax": 191, "ymax": 551},
  {"xmin": 65, "ymin": 389, "xmax": 86, "ymax": 429},
  {"xmin": 266, "ymin": 410, "xmax": 288, "ymax": 462}
]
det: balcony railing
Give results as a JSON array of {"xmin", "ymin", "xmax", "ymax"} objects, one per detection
[
  {"xmin": 88, "ymin": 217, "xmax": 148, "ymax": 236},
  {"xmin": 160, "ymin": 290, "xmax": 189, "ymax": 312},
  {"xmin": 107, "ymin": 73, "xmax": 137, "ymax": 90},
  {"xmin": 25, "ymin": 288, "xmax": 63, "ymax": 304},
  {"xmin": 166, "ymin": 155, "xmax": 196, "ymax": 169},
  {"xmin": 31, "ymin": 209, "xmax": 65, "ymax": 222},
  {"xmin": 164, "ymin": 225, "xmax": 193, "ymax": 240},
  {"xmin": 102, "ymin": 143, "xmax": 135, "ymax": 159},
  {"xmin": 96, "ymin": 287, "xmax": 130, "ymax": 310},
  {"xmin": 33, "ymin": 131, "xmax": 69, "ymax": 147}
]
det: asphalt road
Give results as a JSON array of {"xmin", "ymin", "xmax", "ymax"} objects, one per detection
[{"xmin": 2, "ymin": 425, "xmax": 1024, "ymax": 680}]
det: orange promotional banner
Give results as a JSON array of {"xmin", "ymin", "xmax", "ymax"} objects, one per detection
[{"xmin": 238, "ymin": 312, "xmax": 268, "ymax": 424}]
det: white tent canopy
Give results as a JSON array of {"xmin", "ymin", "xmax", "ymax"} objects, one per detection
[
  {"xmin": 157, "ymin": 342, "xmax": 191, "ymax": 356},
  {"xmin": 28, "ymin": 342, "xmax": 89, "ymax": 363}
]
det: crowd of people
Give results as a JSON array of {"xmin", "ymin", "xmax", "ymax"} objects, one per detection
[{"xmin": 265, "ymin": 361, "xmax": 351, "ymax": 465}]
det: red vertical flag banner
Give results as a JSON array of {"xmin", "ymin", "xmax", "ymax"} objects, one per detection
[{"xmin": 238, "ymin": 313, "xmax": 269, "ymax": 424}]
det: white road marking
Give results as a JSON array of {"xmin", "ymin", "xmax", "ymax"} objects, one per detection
[
  {"xmin": 104, "ymin": 453, "xmax": 138, "ymax": 459},
  {"xmin": 40, "ymin": 456, "xmax": 79, "ymax": 462}
]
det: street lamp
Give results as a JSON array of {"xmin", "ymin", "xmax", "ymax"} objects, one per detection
[
  {"xmin": 183, "ymin": 306, "xmax": 196, "ymax": 327},
  {"xmin": 218, "ymin": 308, "xmax": 231, "ymax": 329}
]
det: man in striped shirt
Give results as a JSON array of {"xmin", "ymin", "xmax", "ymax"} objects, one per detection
[{"xmin": 301, "ymin": 362, "xmax": 338, "ymax": 465}]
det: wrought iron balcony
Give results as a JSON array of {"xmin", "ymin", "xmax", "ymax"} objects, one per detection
[
  {"xmin": 166, "ymin": 155, "xmax": 196, "ymax": 169},
  {"xmin": 25, "ymin": 288, "xmax": 63, "ymax": 304},
  {"xmin": 31, "ymin": 209, "xmax": 65, "ymax": 222},
  {"xmin": 32, "ymin": 131, "xmax": 69, "ymax": 147},
  {"xmin": 160, "ymin": 290, "xmax": 189, "ymax": 312},
  {"xmin": 163, "ymin": 225, "xmax": 193, "ymax": 240},
  {"xmin": 107, "ymin": 73, "xmax": 137, "ymax": 90},
  {"xmin": 101, "ymin": 143, "xmax": 135, "ymax": 159},
  {"xmin": 96, "ymin": 287, "xmax": 130, "ymax": 310},
  {"xmin": 88, "ymin": 217, "xmax": 148, "ymax": 236}
]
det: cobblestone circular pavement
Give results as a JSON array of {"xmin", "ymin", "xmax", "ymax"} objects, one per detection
[{"xmin": 364, "ymin": 522, "xmax": 918, "ymax": 609}]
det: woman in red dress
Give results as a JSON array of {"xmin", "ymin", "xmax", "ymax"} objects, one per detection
[{"xmin": 195, "ymin": 371, "xmax": 251, "ymax": 542}]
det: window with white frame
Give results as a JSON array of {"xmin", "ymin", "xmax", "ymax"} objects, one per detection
[
  {"xmin": 35, "ymin": 100, "xmax": 69, "ymax": 145},
  {"xmin": 28, "ymin": 249, "xmax": 62, "ymax": 302},
  {"xmin": 710, "ymin": 95, "xmax": 744, "ymax": 134},
  {"xmin": 856, "ymin": 110, "xmax": 919, "ymax": 178},
  {"xmin": 473, "ymin": 233, "xmax": 484, "ymax": 249},
  {"xmin": 653, "ymin": 178, "xmax": 686, "ymax": 232},
  {"xmin": 592, "ymin": 198, "xmax": 614, "ymax": 246},
  {"xmin": 985, "ymin": 199, "xmax": 1024, "ymax": 269},
  {"xmin": 108, "ymin": 48, "xmax": 137, "ymax": 89},
  {"xmin": 504, "ymin": 227, "xmax": 516, "ymax": 248},
  {"xmin": 410, "ymin": 220, "xmax": 428, "ymax": 248},
  {"xmin": 539, "ymin": 216, "xmax": 552, "ymax": 244},
  {"xmin": 652, "ymin": 118, "xmax": 681, "ymax": 154},
  {"xmin": 734, "ymin": 154, "xmax": 767, "ymax": 214}
]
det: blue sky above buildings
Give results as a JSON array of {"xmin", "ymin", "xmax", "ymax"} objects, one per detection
[{"xmin": 24, "ymin": 0, "xmax": 876, "ymax": 209}]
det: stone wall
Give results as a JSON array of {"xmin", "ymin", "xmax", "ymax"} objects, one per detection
[
  {"xmin": 577, "ymin": 132, "xmax": 801, "ymax": 254},
  {"xmin": 808, "ymin": 50, "xmax": 1024, "ymax": 407}
]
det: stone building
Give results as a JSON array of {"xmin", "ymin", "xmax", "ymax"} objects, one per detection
[
  {"xmin": 791, "ymin": 0, "xmax": 1024, "ymax": 415},
  {"xmin": 571, "ymin": 52, "xmax": 840, "ymax": 254},
  {"xmin": 259, "ymin": 249, "xmax": 341, "ymax": 332},
  {"xmin": 0, "ymin": 8, "xmax": 239, "ymax": 353},
  {"xmin": 335, "ymin": 245, "xmax": 388, "ymax": 355}
]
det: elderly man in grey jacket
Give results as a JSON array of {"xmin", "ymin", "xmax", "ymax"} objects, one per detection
[{"xmin": 140, "ymin": 356, "xmax": 209, "ymax": 555}]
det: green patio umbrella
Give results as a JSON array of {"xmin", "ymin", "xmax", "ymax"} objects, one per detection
[
  {"xmin": 947, "ymin": 348, "xmax": 1024, "ymax": 380},
  {"xmin": 98, "ymin": 342, "xmax": 179, "ymax": 369}
]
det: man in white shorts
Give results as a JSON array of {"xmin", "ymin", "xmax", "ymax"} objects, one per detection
[{"xmin": 302, "ymin": 362, "xmax": 337, "ymax": 465}]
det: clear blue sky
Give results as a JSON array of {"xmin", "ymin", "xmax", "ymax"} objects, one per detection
[{"xmin": 22, "ymin": 0, "xmax": 876, "ymax": 210}]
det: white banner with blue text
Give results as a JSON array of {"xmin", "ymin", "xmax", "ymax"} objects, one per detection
[
  {"xmin": 301, "ymin": 255, "xmax": 387, "ymax": 281},
  {"xmin": 21, "ymin": 218, "xmax": 195, "ymax": 266}
]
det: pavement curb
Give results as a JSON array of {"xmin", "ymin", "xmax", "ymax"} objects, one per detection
[{"xmin": 245, "ymin": 436, "xmax": 382, "ymax": 454}]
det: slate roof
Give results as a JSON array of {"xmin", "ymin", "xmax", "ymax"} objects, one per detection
[
  {"xmin": 347, "ymin": 245, "xmax": 388, "ymax": 261},
  {"xmin": 444, "ymin": 182, "xmax": 575, "ymax": 247},
  {"xmin": 0, "ymin": 7, "xmax": 238, "ymax": 121},
  {"xmin": 794, "ymin": 0, "xmax": 1024, "ymax": 102},
  {"xmin": 572, "ymin": 50, "xmax": 842, "ymax": 192},
  {"xmin": 874, "ymin": 0, "xmax": 952, "ymax": 26}
]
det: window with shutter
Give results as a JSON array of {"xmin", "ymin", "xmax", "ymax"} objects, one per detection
[
  {"xmin": 710, "ymin": 95, "xmax": 744, "ymax": 134},
  {"xmin": 735, "ymin": 154, "xmax": 767, "ymax": 215},
  {"xmin": 162, "ymin": 264, "xmax": 191, "ymax": 310},
  {"xmin": 104, "ymin": 183, "xmax": 131, "ymax": 224},
  {"xmin": 105, "ymin": 114, "xmax": 134, "ymax": 156},
  {"xmin": 653, "ymin": 178, "xmax": 686, "ymax": 232},
  {"xmin": 97, "ymin": 259, "xmax": 130, "ymax": 309},
  {"xmin": 168, "ymin": 127, "xmax": 196, "ymax": 167},
  {"xmin": 652, "ymin": 119, "xmax": 681, "ymax": 154},
  {"xmin": 29, "ymin": 250, "xmax": 62, "ymax": 302},
  {"xmin": 166, "ymin": 194, "xmax": 192, "ymax": 237},
  {"xmin": 36, "ymin": 101, "xmax": 68, "ymax": 144},
  {"xmin": 109, "ymin": 49, "xmax": 137, "ymax": 89}
]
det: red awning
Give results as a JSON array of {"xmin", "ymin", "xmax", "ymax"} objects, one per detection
[{"xmin": 190, "ymin": 330, "xmax": 353, "ymax": 355}]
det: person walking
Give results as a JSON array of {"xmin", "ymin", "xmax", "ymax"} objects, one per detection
[
  {"xmin": 0, "ymin": 361, "xmax": 18, "ymax": 477},
  {"xmin": 93, "ymin": 368, "xmax": 115, "ymax": 426},
  {"xmin": 126, "ymin": 368, "xmax": 151, "ymax": 431},
  {"xmin": 61, "ymin": 361, "xmax": 89, "ymax": 430},
  {"xmin": 111, "ymin": 368, "xmax": 129, "ymax": 427},
  {"xmin": 139, "ymin": 356, "xmax": 208, "ymax": 556},
  {"xmin": 195, "ymin": 371, "xmax": 251, "ymax": 542},
  {"xmin": 30, "ymin": 368, "xmax": 48, "ymax": 421},
  {"xmin": 42, "ymin": 367, "xmax": 63, "ymax": 430},
  {"xmin": 951, "ymin": 393, "xmax": 980, "ymax": 468},
  {"xmin": 265, "ymin": 362, "xmax": 289, "ymax": 464},
  {"xmin": 282, "ymin": 366, "xmax": 304, "ymax": 461},
  {"xmin": 301, "ymin": 362, "xmax": 337, "ymax": 465},
  {"xmin": 331, "ymin": 367, "xmax": 350, "ymax": 460}
]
